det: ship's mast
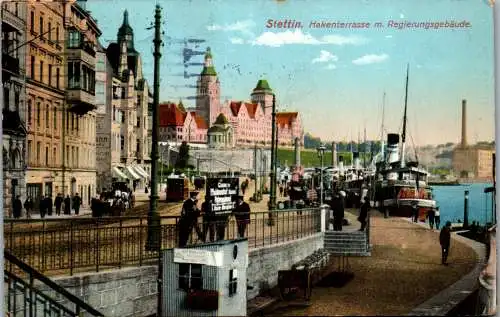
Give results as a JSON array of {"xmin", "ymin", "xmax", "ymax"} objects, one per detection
[
  {"xmin": 363, "ymin": 126, "xmax": 367, "ymax": 168},
  {"xmin": 381, "ymin": 92, "xmax": 386, "ymax": 162},
  {"xmin": 401, "ymin": 64, "xmax": 409, "ymax": 168}
]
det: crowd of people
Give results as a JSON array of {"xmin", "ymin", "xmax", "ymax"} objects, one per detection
[
  {"xmin": 90, "ymin": 185, "xmax": 136, "ymax": 217},
  {"xmin": 177, "ymin": 191, "xmax": 251, "ymax": 247},
  {"xmin": 12, "ymin": 193, "xmax": 83, "ymax": 219}
]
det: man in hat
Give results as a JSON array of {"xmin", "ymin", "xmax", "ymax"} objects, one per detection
[
  {"xmin": 439, "ymin": 221, "xmax": 452, "ymax": 265},
  {"xmin": 233, "ymin": 195, "xmax": 251, "ymax": 238},
  {"xmin": 411, "ymin": 201, "xmax": 419, "ymax": 223},
  {"xmin": 358, "ymin": 196, "xmax": 370, "ymax": 231},
  {"xmin": 201, "ymin": 196, "xmax": 216, "ymax": 242},
  {"xmin": 178, "ymin": 191, "xmax": 202, "ymax": 247},
  {"xmin": 332, "ymin": 191, "xmax": 346, "ymax": 231}
]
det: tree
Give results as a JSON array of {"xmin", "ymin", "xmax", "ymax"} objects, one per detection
[{"xmin": 176, "ymin": 141, "xmax": 190, "ymax": 169}]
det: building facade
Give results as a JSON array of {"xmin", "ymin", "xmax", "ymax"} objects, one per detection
[
  {"xmin": 159, "ymin": 48, "xmax": 304, "ymax": 149},
  {"xmin": 25, "ymin": 0, "xmax": 100, "ymax": 210},
  {"xmin": 452, "ymin": 145, "xmax": 495, "ymax": 181},
  {"xmin": 96, "ymin": 10, "xmax": 151, "ymax": 190},
  {"xmin": 2, "ymin": 1, "xmax": 28, "ymax": 215}
]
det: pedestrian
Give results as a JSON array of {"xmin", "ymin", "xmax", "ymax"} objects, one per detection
[
  {"xmin": 64, "ymin": 195, "xmax": 71, "ymax": 215},
  {"xmin": 72, "ymin": 193, "xmax": 81, "ymax": 215},
  {"xmin": 412, "ymin": 202, "xmax": 419, "ymax": 222},
  {"xmin": 13, "ymin": 195, "xmax": 22, "ymax": 219},
  {"xmin": 178, "ymin": 191, "xmax": 202, "ymax": 247},
  {"xmin": 45, "ymin": 195, "xmax": 53, "ymax": 216},
  {"xmin": 332, "ymin": 191, "xmax": 346, "ymax": 231},
  {"xmin": 39, "ymin": 196, "xmax": 47, "ymax": 219},
  {"xmin": 358, "ymin": 196, "xmax": 370, "ymax": 231},
  {"xmin": 24, "ymin": 196, "xmax": 33, "ymax": 219},
  {"xmin": 439, "ymin": 221, "xmax": 452, "ymax": 265},
  {"xmin": 130, "ymin": 193, "xmax": 135, "ymax": 208},
  {"xmin": 201, "ymin": 197, "xmax": 216, "ymax": 242},
  {"xmin": 434, "ymin": 207, "xmax": 441, "ymax": 229},
  {"xmin": 233, "ymin": 195, "xmax": 251, "ymax": 238},
  {"xmin": 279, "ymin": 185, "xmax": 284, "ymax": 197},
  {"xmin": 428, "ymin": 207, "xmax": 436, "ymax": 230},
  {"xmin": 54, "ymin": 194, "xmax": 63, "ymax": 216}
]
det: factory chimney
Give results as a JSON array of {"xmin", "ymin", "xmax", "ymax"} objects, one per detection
[{"xmin": 461, "ymin": 99, "xmax": 467, "ymax": 148}]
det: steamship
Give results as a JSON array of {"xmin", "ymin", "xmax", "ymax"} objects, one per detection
[{"xmin": 373, "ymin": 66, "xmax": 436, "ymax": 218}]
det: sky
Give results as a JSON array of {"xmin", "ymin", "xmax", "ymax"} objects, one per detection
[{"xmin": 86, "ymin": 0, "xmax": 495, "ymax": 146}]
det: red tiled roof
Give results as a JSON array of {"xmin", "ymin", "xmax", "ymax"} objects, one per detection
[
  {"xmin": 159, "ymin": 102, "xmax": 186, "ymax": 127},
  {"xmin": 229, "ymin": 101, "xmax": 243, "ymax": 116},
  {"xmin": 276, "ymin": 112, "xmax": 298, "ymax": 127},
  {"xmin": 187, "ymin": 111, "xmax": 208, "ymax": 129},
  {"xmin": 244, "ymin": 102, "xmax": 258, "ymax": 119}
]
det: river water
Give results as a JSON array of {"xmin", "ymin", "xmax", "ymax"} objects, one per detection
[{"xmin": 432, "ymin": 183, "xmax": 495, "ymax": 226}]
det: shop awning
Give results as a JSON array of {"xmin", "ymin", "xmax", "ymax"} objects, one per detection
[
  {"xmin": 124, "ymin": 166, "xmax": 141, "ymax": 180},
  {"xmin": 133, "ymin": 165, "xmax": 149, "ymax": 179},
  {"xmin": 112, "ymin": 167, "xmax": 129, "ymax": 180}
]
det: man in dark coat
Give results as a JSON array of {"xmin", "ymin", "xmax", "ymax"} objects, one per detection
[
  {"xmin": 54, "ymin": 194, "xmax": 63, "ymax": 216},
  {"xmin": 358, "ymin": 196, "xmax": 370, "ymax": 231},
  {"xmin": 412, "ymin": 201, "xmax": 419, "ymax": 223},
  {"xmin": 201, "ymin": 197, "xmax": 216, "ymax": 242},
  {"xmin": 72, "ymin": 193, "xmax": 81, "ymax": 215},
  {"xmin": 45, "ymin": 195, "xmax": 53, "ymax": 216},
  {"xmin": 233, "ymin": 195, "xmax": 251, "ymax": 238},
  {"xmin": 39, "ymin": 196, "xmax": 47, "ymax": 218},
  {"xmin": 439, "ymin": 221, "xmax": 452, "ymax": 265},
  {"xmin": 178, "ymin": 191, "xmax": 202, "ymax": 247},
  {"xmin": 13, "ymin": 195, "xmax": 22, "ymax": 219},
  {"xmin": 24, "ymin": 197, "xmax": 33, "ymax": 219},
  {"xmin": 331, "ymin": 191, "xmax": 345, "ymax": 231},
  {"xmin": 64, "ymin": 195, "xmax": 71, "ymax": 215},
  {"xmin": 427, "ymin": 207, "xmax": 436, "ymax": 230}
]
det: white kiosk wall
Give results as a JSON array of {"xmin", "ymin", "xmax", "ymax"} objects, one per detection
[{"xmin": 162, "ymin": 239, "xmax": 248, "ymax": 317}]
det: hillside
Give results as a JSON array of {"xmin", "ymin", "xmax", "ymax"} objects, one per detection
[{"xmin": 277, "ymin": 149, "xmax": 371, "ymax": 167}]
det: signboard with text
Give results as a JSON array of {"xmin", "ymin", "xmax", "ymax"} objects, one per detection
[{"xmin": 205, "ymin": 177, "xmax": 239, "ymax": 215}]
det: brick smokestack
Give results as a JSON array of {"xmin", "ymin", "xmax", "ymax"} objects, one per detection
[{"xmin": 461, "ymin": 99, "xmax": 467, "ymax": 147}]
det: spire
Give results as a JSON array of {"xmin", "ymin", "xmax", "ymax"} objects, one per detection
[
  {"xmin": 201, "ymin": 47, "xmax": 217, "ymax": 76},
  {"xmin": 177, "ymin": 99, "xmax": 186, "ymax": 112},
  {"xmin": 117, "ymin": 9, "xmax": 134, "ymax": 50},
  {"xmin": 123, "ymin": 10, "xmax": 129, "ymax": 26}
]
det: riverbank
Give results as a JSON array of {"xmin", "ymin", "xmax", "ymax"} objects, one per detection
[{"xmin": 270, "ymin": 210, "xmax": 479, "ymax": 316}]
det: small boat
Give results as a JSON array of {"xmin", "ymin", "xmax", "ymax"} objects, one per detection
[{"xmin": 373, "ymin": 65, "xmax": 437, "ymax": 218}]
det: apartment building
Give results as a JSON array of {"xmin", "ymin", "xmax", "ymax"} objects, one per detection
[{"xmin": 25, "ymin": 0, "xmax": 101, "ymax": 210}]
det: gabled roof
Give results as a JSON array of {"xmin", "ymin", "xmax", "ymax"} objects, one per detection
[
  {"xmin": 276, "ymin": 112, "xmax": 298, "ymax": 127},
  {"xmin": 229, "ymin": 101, "xmax": 243, "ymax": 116},
  {"xmin": 194, "ymin": 115, "xmax": 208, "ymax": 129},
  {"xmin": 159, "ymin": 102, "xmax": 186, "ymax": 127},
  {"xmin": 244, "ymin": 102, "xmax": 259, "ymax": 119}
]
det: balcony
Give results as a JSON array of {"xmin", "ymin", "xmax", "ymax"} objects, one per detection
[
  {"xmin": 66, "ymin": 89, "xmax": 96, "ymax": 115},
  {"xmin": 66, "ymin": 42, "xmax": 96, "ymax": 65},
  {"xmin": 2, "ymin": 9, "xmax": 25, "ymax": 33},
  {"xmin": 2, "ymin": 54, "xmax": 20, "ymax": 79}
]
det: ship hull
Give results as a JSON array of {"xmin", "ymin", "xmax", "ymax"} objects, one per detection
[{"xmin": 382, "ymin": 198, "xmax": 436, "ymax": 218}]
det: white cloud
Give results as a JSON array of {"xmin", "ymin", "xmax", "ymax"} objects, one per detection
[
  {"xmin": 325, "ymin": 64, "xmax": 337, "ymax": 70},
  {"xmin": 250, "ymin": 29, "xmax": 366, "ymax": 47},
  {"xmin": 207, "ymin": 19, "xmax": 255, "ymax": 36},
  {"xmin": 352, "ymin": 54, "xmax": 389, "ymax": 65},
  {"xmin": 400, "ymin": 13, "xmax": 405, "ymax": 19},
  {"xmin": 312, "ymin": 50, "xmax": 338, "ymax": 63},
  {"xmin": 230, "ymin": 37, "xmax": 244, "ymax": 44},
  {"xmin": 385, "ymin": 35, "xmax": 393, "ymax": 38}
]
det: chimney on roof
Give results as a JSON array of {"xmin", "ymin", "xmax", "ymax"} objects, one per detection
[{"xmin": 461, "ymin": 99, "xmax": 467, "ymax": 148}]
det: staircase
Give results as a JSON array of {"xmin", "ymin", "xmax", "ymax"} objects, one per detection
[
  {"xmin": 4, "ymin": 250, "xmax": 103, "ymax": 317},
  {"xmin": 324, "ymin": 231, "xmax": 371, "ymax": 256}
]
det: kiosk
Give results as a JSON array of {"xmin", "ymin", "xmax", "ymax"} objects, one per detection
[{"xmin": 162, "ymin": 239, "xmax": 248, "ymax": 316}]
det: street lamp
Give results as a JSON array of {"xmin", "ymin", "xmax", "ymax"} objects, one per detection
[
  {"xmin": 159, "ymin": 143, "xmax": 169, "ymax": 191},
  {"xmin": 268, "ymin": 94, "xmax": 277, "ymax": 226},
  {"xmin": 317, "ymin": 144, "xmax": 326, "ymax": 205}
]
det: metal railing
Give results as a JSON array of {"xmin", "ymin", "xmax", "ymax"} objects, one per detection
[
  {"xmin": 5, "ymin": 208, "xmax": 321, "ymax": 276},
  {"xmin": 5, "ymin": 250, "xmax": 104, "ymax": 316}
]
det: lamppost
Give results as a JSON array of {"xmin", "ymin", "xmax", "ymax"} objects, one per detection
[
  {"xmin": 268, "ymin": 94, "xmax": 277, "ymax": 226},
  {"xmin": 159, "ymin": 143, "xmax": 169, "ymax": 191},
  {"xmin": 317, "ymin": 144, "xmax": 326, "ymax": 205}
]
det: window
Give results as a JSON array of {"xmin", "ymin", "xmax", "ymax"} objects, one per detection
[
  {"xmin": 121, "ymin": 112, "xmax": 125, "ymax": 123},
  {"xmin": 178, "ymin": 264, "xmax": 202, "ymax": 291},
  {"xmin": 45, "ymin": 105, "xmax": 49, "ymax": 128},
  {"xmin": 27, "ymin": 101, "xmax": 32, "ymax": 125},
  {"xmin": 66, "ymin": 145, "xmax": 69, "ymax": 165},
  {"xmin": 229, "ymin": 269, "xmax": 237, "ymax": 296},
  {"xmin": 56, "ymin": 24, "xmax": 59, "ymax": 42},
  {"xmin": 137, "ymin": 117, "xmax": 140, "ymax": 127},
  {"xmin": 48, "ymin": 65, "xmax": 52, "ymax": 86},
  {"xmin": 36, "ymin": 142, "xmax": 41, "ymax": 163},
  {"xmin": 45, "ymin": 146, "xmax": 49, "ymax": 166},
  {"xmin": 71, "ymin": 114, "xmax": 74, "ymax": 130},
  {"xmin": 136, "ymin": 139, "xmax": 140, "ymax": 154},
  {"xmin": 53, "ymin": 107, "xmax": 57, "ymax": 129},
  {"xmin": 36, "ymin": 102, "xmax": 40, "ymax": 126},
  {"xmin": 30, "ymin": 56, "xmax": 35, "ymax": 78},
  {"xmin": 68, "ymin": 30, "xmax": 81, "ymax": 48},
  {"xmin": 3, "ymin": 86, "xmax": 9, "ymax": 110},
  {"xmin": 14, "ymin": 90, "xmax": 19, "ymax": 111},
  {"xmin": 30, "ymin": 11, "xmax": 34, "ymax": 32},
  {"xmin": 76, "ymin": 116, "xmax": 79, "ymax": 131},
  {"xmin": 53, "ymin": 147, "xmax": 57, "ymax": 166},
  {"xmin": 68, "ymin": 62, "xmax": 80, "ymax": 89},
  {"xmin": 48, "ymin": 22, "xmax": 51, "ymax": 41},
  {"xmin": 56, "ymin": 68, "xmax": 60, "ymax": 89},
  {"xmin": 39, "ymin": 17, "xmax": 43, "ymax": 37},
  {"xmin": 14, "ymin": 3, "xmax": 18, "ymax": 16},
  {"xmin": 66, "ymin": 112, "xmax": 69, "ymax": 131},
  {"xmin": 27, "ymin": 141, "xmax": 32, "ymax": 164},
  {"xmin": 120, "ymin": 136, "xmax": 124, "ymax": 150},
  {"xmin": 39, "ymin": 61, "xmax": 43, "ymax": 82}
]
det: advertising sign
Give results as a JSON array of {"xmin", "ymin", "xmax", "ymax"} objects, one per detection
[{"xmin": 205, "ymin": 177, "xmax": 239, "ymax": 215}]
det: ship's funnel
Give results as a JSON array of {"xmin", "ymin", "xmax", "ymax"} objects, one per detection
[
  {"xmin": 386, "ymin": 133, "xmax": 400, "ymax": 164},
  {"xmin": 353, "ymin": 152, "xmax": 360, "ymax": 170}
]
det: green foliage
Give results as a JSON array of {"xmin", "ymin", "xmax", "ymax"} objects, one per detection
[
  {"xmin": 277, "ymin": 149, "xmax": 373, "ymax": 167},
  {"xmin": 175, "ymin": 141, "xmax": 190, "ymax": 169}
]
